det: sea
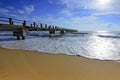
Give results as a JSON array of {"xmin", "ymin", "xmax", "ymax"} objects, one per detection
[{"xmin": 1, "ymin": 31, "xmax": 120, "ymax": 61}]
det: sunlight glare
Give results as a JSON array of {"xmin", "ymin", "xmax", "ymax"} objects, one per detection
[
  {"xmin": 86, "ymin": 34, "xmax": 116, "ymax": 60},
  {"xmin": 98, "ymin": 0, "xmax": 110, "ymax": 5},
  {"xmin": 95, "ymin": 0, "xmax": 112, "ymax": 10}
]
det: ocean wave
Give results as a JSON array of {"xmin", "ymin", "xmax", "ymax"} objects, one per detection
[
  {"xmin": 98, "ymin": 35, "xmax": 120, "ymax": 38},
  {"xmin": 1, "ymin": 32, "xmax": 120, "ymax": 61}
]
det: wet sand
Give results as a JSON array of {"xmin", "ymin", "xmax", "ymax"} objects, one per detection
[{"xmin": 0, "ymin": 48, "xmax": 120, "ymax": 80}]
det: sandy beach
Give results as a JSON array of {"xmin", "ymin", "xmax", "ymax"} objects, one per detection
[{"xmin": 0, "ymin": 48, "xmax": 120, "ymax": 80}]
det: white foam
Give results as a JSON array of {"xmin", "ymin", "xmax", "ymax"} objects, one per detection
[{"xmin": 1, "ymin": 32, "xmax": 120, "ymax": 61}]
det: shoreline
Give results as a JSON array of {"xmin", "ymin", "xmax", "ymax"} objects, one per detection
[
  {"xmin": 0, "ymin": 48, "xmax": 120, "ymax": 80},
  {"xmin": 1, "ymin": 46, "xmax": 119, "ymax": 62}
]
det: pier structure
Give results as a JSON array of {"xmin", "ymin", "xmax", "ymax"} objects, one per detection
[{"xmin": 0, "ymin": 17, "xmax": 78, "ymax": 40}]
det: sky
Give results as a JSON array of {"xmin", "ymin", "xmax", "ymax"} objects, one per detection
[{"xmin": 0, "ymin": 0, "xmax": 120, "ymax": 31}]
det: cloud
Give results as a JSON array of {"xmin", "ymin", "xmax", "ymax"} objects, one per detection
[
  {"xmin": 0, "ymin": 8, "xmax": 9, "ymax": 14},
  {"xmin": 59, "ymin": 9, "xmax": 73, "ymax": 16},
  {"xmin": 48, "ymin": 0, "xmax": 61, "ymax": 4},
  {"xmin": 24, "ymin": 5, "xmax": 34, "ymax": 14},
  {"xmin": 18, "ymin": 5, "xmax": 34, "ymax": 14},
  {"xmin": 31, "ymin": 15, "xmax": 116, "ymax": 31},
  {"xmin": 48, "ymin": 0, "xmax": 54, "ymax": 4},
  {"xmin": 59, "ymin": 0, "xmax": 119, "ymax": 10},
  {"xmin": 60, "ymin": 0, "xmax": 87, "ymax": 10},
  {"xmin": 0, "ymin": 7, "xmax": 22, "ymax": 19},
  {"xmin": 18, "ymin": 10, "xmax": 25, "ymax": 14},
  {"xmin": 57, "ymin": 0, "xmax": 120, "ymax": 16},
  {"xmin": 52, "ymin": 0, "xmax": 120, "ymax": 17},
  {"xmin": 0, "ymin": 4, "xmax": 34, "ymax": 17},
  {"xmin": 0, "ymin": 5, "xmax": 34, "ymax": 21},
  {"xmin": 67, "ymin": 16, "xmax": 118, "ymax": 31},
  {"xmin": 0, "ymin": 0, "xmax": 118, "ymax": 31},
  {"xmin": 93, "ymin": 12, "xmax": 120, "ymax": 16},
  {"xmin": 59, "ymin": 0, "xmax": 92, "ymax": 10}
]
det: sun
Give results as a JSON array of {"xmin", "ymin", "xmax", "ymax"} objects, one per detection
[
  {"xmin": 95, "ymin": 0, "xmax": 112, "ymax": 10},
  {"xmin": 98, "ymin": 0, "xmax": 110, "ymax": 5}
]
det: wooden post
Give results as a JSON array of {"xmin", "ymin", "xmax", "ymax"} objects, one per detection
[
  {"xmin": 55, "ymin": 26, "xmax": 57, "ymax": 29},
  {"xmin": 49, "ymin": 30, "xmax": 55, "ymax": 35},
  {"xmin": 17, "ymin": 36, "xmax": 20, "ymax": 40},
  {"xmin": 48, "ymin": 25, "xmax": 51, "ymax": 29},
  {"xmin": 52, "ymin": 26, "xmax": 54, "ymax": 29},
  {"xmin": 33, "ymin": 22, "xmax": 36, "ymax": 27},
  {"xmin": 60, "ymin": 30, "xmax": 65, "ymax": 34},
  {"xmin": 45, "ymin": 24, "xmax": 47, "ymax": 29},
  {"xmin": 12, "ymin": 21, "xmax": 14, "ymax": 25},
  {"xmin": 23, "ymin": 20, "xmax": 26, "ymax": 28},
  {"xmin": 30, "ymin": 24, "xmax": 32, "ymax": 27},
  {"xmin": 40, "ymin": 23, "xmax": 43, "ymax": 28},
  {"xmin": 23, "ymin": 21, "xmax": 26, "ymax": 26},
  {"xmin": 22, "ymin": 36, "xmax": 25, "ymax": 40},
  {"xmin": 53, "ymin": 30, "xmax": 55, "ymax": 34},
  {"xmin": 9, "ymin": 18, "xmax": 13, "ymax": 25}
]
